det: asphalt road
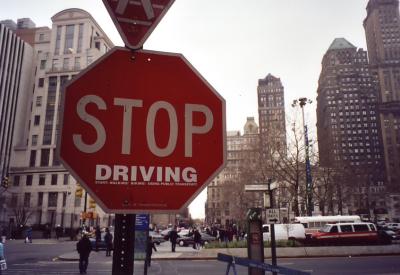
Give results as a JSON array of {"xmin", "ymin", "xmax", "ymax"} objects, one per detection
[{"xmin": 1, "ymin": 240, "xmax": 400, "ymax": 274}]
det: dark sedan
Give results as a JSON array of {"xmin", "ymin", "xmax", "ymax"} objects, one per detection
[{"xmin": 176, "ymin": 232, "xmax": 216, "ymax": 247}]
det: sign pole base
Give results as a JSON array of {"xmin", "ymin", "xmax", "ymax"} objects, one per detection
[{"xmin": 112, "ymin": 214, "xmax": 135, "ymax": 275}]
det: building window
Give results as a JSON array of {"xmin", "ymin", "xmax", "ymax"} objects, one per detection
[
  {"xmin": 31, "ymin": 135, "xmax": 38, "ymax": 146},
  {"xmin": 63, "ymin": 174, "xmax": 69, "ymax": 185},
  {"xmin": 38, "ymin": 192, "xmax": 43, "ymax": 206},
  {"xmin": 53, "ymin": 148, "xmax": 61, "ymax": 166},
  {"xmin": 51, "ymin": 174, "xmax": 58, "ymax": 185},
  {"xmin": 62, "ymin": 192, "xmax": 67, "ymax": 207},
  {"xmin": 36, "ymin": 96, "xmax": 42, "ymax": 107},
  {"xmin": 39, "ymin": 174, "xmax": 46, "ymax": 186},
  {"xmin": 38, "ymin": 78, "xmax": 44, "ymax": 87},
  {"xmin": 34, "ymin": 115, "xmax": 40, "ymax": 126},
  {"xmin": 29, "ymin": 150, "xmax": 36, "ymax": 167},
  {"xmin": 43, "ymin": 76, "xmax": 57, "ymax": 145},
  {"xmin": 11, "ymin": 194, "xmax": 18, "ymax": 207},
  {"xmin": 13, "ymin": 175, "xmax": 20, "ymax": 186},
  {"xmin": 54, "ymin": 26, "xmax": 62, "ymax": 55},
  {"xmin": 24, "ymin": 193, "xmax": 31, "ymax": 207},
  {"xmin": 40, "ymin": 149, "xmax": 50, "ymax": 167},
  {"xmin": 63, "ymin": 58, "xmax": 69, "ymax": 70},
  {"xmin": 77, "ymin": 23, "xmax": 83, "ymax": 53},
  {"xmin": 64, "ymin": 25, "xmax": 75, "ymax": 54},
  {"xmin": 40, "ymin": 60, "xmax": 46, "ymax": 70},
  {"xmin": 95, "ymin": 41, "xmax": 101, "ymax": 50},
  {"xmin": 26, "ymin": 175, "xmax": 33, "ymax": 186},
  {"xmin": 74, "ymin": 57, "xmax": 80, "ymax": 70},
  {"xmin": 48, "ymin": 192, "xmax": 58, "ymax": 207}
]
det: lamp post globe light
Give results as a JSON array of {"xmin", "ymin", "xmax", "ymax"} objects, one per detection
[{"xmin": 292, "ymin": 98, "xmax": 313, "ymax": 216}]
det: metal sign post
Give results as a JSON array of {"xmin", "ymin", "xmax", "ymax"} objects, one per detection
[
  {"xmin": 268, "ymin": 179, "xmax": 277, "ymax": 275},
  {"xmin": 112, "ymin": 214, "xmax": 135, "ymax": 275},
  {"xmin": 246, "ymin": 208, "xmax": 264, "ymax": 275}
]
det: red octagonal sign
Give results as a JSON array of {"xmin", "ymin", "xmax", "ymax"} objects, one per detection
[{"xmin": 59, "ymin": 47, "xmax": 226, "ymax": 213}]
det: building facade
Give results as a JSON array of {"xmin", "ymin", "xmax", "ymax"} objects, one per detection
[
  {"xmin": 316, "ymin": 38, "xmax": 387, "ymax": 218},
  {"xmin": 0, "ymin": 23, "xmax": 34, "ymax": 224},
  {"xmin": 2, "ymin": 9, "xmax": 114, "ymax": 232},
  {"xmin": 205, "ymin": 117, "xmax": 260, "ymax": 227},
  {"xmin": 364, "ymin": 0, "xmax": 400, "ymax": 191},
  {"xmin": 257, "ymin": 74, "xmax": 287, "ymax": 155},
  {"xmin": 364, "ymin": 0, "xmax": 400, "ymax": 220}
]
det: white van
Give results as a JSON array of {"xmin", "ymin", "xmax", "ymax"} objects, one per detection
[{"xmin": 262, "ymin": 224, "xmax": 306, "ymax": 241}]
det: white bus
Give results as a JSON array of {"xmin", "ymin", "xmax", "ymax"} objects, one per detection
[{"xmin": 294, "ymin": 215, "xmax": 362, "ymax": 236}]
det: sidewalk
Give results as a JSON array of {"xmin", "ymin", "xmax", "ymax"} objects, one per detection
[{"xmin": 58, "ymin": 244, "xmax": 400, "ymax": 261}]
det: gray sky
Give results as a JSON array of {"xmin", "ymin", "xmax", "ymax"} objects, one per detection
[{"xmin": 2, "ymin": 0, "xmax": 371, "ymax": 219}]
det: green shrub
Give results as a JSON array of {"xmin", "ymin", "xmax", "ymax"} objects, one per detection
[{"xmin": 204, "ymin": 239, "xmax": 300, "ymax": 249}]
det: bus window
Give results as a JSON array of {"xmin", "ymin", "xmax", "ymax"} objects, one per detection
[{"xmin": 340, "ymin": 225, "xmax": 353, "ymax": 233}]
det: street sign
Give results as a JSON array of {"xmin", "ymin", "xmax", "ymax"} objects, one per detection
[
  {"xmin": 266, "ymin": 208, "xmax": 280, "ymax": 224},
  {"xmin": 58, "ymin": 47, "xmax": 226, "ymax": 213},
  {"xmin": 245, "ymin": 184, "xmax": 269, "ymax": 191},
  {"xmin": 102, "ymin": 0, "xmax": 175, "ymax": 49}
]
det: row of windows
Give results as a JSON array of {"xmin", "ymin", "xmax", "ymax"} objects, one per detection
[
  {"xmin": 13, "ymin": 173, "xmax": 69, "ymax": 187},
  {"xmin": 10, "ymin": 191, "xmax": 75, "ymax": 208}
]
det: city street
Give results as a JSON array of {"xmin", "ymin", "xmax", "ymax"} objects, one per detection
[{"xmin": 1, "ymin": 239, "xmax": 400, "ymax": 274}]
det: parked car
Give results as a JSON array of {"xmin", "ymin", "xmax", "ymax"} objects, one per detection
[
  {"xmin": 385, "ymin": 223, "xmax": 400, "ymax": 231},
  {"xmin": 177, "ymin": 232, "xmax": 216, "ymax": 247},
  {"xmin": 262, "ymin": 224, "xmax": 306, "ymax": 242},
  {"xmin": 378, "ymin": 229, "xmax": 399, "ymax": 244},
  {"xmin": 149, "ymin": 231, "xmax": 165, "ymax": 245},
  {"xmin": 311, "ymin": 222, "xmax": 378, "ymax": 245}
]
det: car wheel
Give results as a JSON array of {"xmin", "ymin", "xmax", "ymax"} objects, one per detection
[{"xmin": 179, "ymin": 240, "xmax": 185, "ymax": 246}]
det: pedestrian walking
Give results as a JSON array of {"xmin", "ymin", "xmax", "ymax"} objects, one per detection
[
  {"xmin": 146, "ymin": 236, "xmax": 157, "ymax": 267},
  {"xmin": 1, "ymin": 227, "xmax": 6, "ymax": 244},
  {"xmin": 169, "ymin": 226, "xmax": 178, "ymax": 252},
  {"xmin": 95, "ymin": 226, "xmax": 101, "ymax": 252},
  {"xmin": 25, "ymin": 226, "xmax": 32, "ymax": 243},
  {"xmin": 76, "ymin": 233, "xmax": 92, "ymax": 274},
  {"xmin": 193, "ymin": 229, "xmax": 202, "ymax": 250},
  {"xmin": 104, "ymin": 228, "xmax": 113, "ymax": 257},
  {"xmin": 0, "ymin": 241, "xmax": 6, "ymax": 274},
  {"xmin": 55, "ymin": 225, "xmax": 63, "ymax": 240}
]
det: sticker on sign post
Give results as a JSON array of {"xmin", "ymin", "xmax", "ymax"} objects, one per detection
[{"xmin": 266, "ymin": 208, "xmax": 280, "ymax": 224}]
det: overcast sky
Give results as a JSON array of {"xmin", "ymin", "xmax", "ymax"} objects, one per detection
[{"xmin": 2, "ymin": 0, "xmax": 372, "ymax": 219}]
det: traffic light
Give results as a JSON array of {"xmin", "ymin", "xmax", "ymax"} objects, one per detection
[
  {"xmin": 75, "ymin": 184, "xmax": 83, "ymax": 198},
  {"xmin": 1, "ymin": 177, "xmax": 9, "ymax": 188},
  {"xmin": 89, "ymin": 198, "xmax": 96, "ymax": 209}
]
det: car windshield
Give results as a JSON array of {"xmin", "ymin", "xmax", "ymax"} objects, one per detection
[{"xmin": 320, "ymin": 224, "xmax": 332, "ymax": 233}]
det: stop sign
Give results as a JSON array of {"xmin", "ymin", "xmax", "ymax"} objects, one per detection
[{"xmin": 59, "ymin": 47, "xmax": 226, "ymax": 213}]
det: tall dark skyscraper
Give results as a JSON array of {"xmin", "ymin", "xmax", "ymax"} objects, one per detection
[
  {"xmin": 364, "ymin": 0, "xmax": 400, "ymax": 193},
  {"xmin": 257, "ymin": 74, "xmax": 286, "ymax": 155},
  {"xmin": 316, "ymin": 38, "xmax": 386, "ymax": 214}
]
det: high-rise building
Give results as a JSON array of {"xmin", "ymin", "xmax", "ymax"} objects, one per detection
[
  {"xmin": 205, "ymin": 117, "xmax": 260, "ymax": 226},
  {"xmin": 2, "ymin": 9, "xmax": 114, "ymax": 230},
  {"xmin": 316, "ymin": 38, "xmax": 386, "ymax": 217},
  {"xmin": 0, "ymin": 23, "xmax": 34, "ymax": 224},
  {"xmin": 257, "ymin": 74, "xmax": 286, "ymax": 156},
  {"xmin": 364, "ymin": 0, "xmax": 400, "ymax": 194}
]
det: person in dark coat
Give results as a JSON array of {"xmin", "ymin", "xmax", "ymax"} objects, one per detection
[
  {"xmin": 146, "ymin": 236, "xmax": 157, "ymax": 267},
  {"xmin": 104, "ymin": 228, "xmax": 113, "ymax": 257},
  {"xmin": 193, "ymin": 229, "xmax": 202, "ymax": 250},
  {"xmin": 169, "ymin": 226, "xmax": 178, "ymax": 252},
  {"xmin": 77, "ymin": 233, "xmax": 92, "ymax": 274}
]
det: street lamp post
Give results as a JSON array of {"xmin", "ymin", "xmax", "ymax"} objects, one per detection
[{"xmin": 292, "ymin": 98, "xmax": 313, "ymax": 216}]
